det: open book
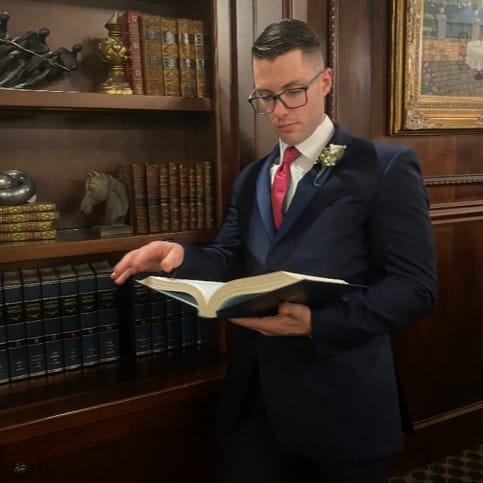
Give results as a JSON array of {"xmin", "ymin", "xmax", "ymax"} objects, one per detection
[{"xmin": 136, "ymin": 271, "xmax": 365, "ymax": 318}]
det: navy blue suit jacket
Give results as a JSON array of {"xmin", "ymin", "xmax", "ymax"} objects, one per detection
[{"xmin": 178, "ymin": 125, "xmax": 437, "ymax": 461}]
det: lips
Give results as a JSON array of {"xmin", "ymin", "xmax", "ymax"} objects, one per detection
[{"xmin": 276, "ymin": 122, "xmax": 297, "ymax": 132}]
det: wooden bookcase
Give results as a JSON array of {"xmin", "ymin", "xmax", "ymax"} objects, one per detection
[{"xmin": 0, "ymin": 1, "xmax": 238, "ymax": 481}]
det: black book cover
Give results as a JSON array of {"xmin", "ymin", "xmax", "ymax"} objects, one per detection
[
  {"xmin": 73, "ymin": 263, "xmax": 100, "ymax": 367},
  {"xmin": 3, "ymin": 270, "xmax": 28, "ymax": 381},
  {"xmin": 39, "ymin": 267, "xmax": 64, "ymax": 373},
  {"xmin": 217, "ymin": 280, "xmax": 366, "ymax": 318},
  {"xmin": 21, "ymin": 268, "xmax": 46, "ymax": 377},
  {"xmin": 166, "ymin": 297, "xmax": 181, "ymax": 350},
  {"xmin": 150, "ymin": 291, "xmax": 167, "ymax": 353},
  {"xmin": 55, "ymin": 265, "xmax": 82, "ymax": 370},
  {"xmin": 180, "ymin": 304, "xmax": 197, "ymax": 348},
  {"xmin": 196, "ymin": 316, "xmax": 212, "ymax": 347},
  {"xmin": 121, "ymin": 278, "xmax": 152, "ymax": 357},
  {"xmin": 89, "ymin": 261, "xmax": 120, "ymax": 363},
  {"xmin": 0, "ymin": 272, "xmax": 9, "ymax": 383}
]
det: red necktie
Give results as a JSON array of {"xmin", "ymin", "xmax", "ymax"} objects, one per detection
[{"xmin": 271, "ymin": 146, "xmax": 299, "ymax": 229}]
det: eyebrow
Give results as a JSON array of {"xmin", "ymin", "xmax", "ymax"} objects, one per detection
[{"xmin": 254, "ymin": 78, "xmax": 307, "ymax": 94}]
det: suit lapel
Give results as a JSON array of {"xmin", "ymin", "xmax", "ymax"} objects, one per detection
[
  {"xmin": 255, "ymin": 125, "xmax": 354, "ymax": 246},
  {"xmin": 256, "ymin": 146, "xmax": 279, "ymax": 241},
  {"xmin": 274, "ymin": 125, "xmax": 353, "ymax": 242}
]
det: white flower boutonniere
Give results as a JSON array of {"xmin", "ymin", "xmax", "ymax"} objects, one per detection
[{"xmin": 313, "ymin": 143, "xmax": 346, "ymax": 186}]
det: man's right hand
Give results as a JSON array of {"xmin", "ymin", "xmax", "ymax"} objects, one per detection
[{"xmin": 110, "ymin": 240, "xmax": 185, "ymax": 285}]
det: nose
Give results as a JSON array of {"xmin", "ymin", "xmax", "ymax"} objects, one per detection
[{"xmin": 270, "ymin": 96, "xmax": 290, "ymax": 117}]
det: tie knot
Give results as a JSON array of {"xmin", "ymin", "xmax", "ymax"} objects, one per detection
[{"xmin": 282, "ymin": 146, "xmax": 299, "ymax": 166}]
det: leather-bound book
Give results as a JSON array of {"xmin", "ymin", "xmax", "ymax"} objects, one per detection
[
  {"xmin": 193, "ymin": 19, "xmax": 211, "ymax": 97},
  {"xmin": 203, "ymin": 160, "xmax": 215, "ymax": 229},
  {"xmin": 139, "ymin": 14, "xmax": 164, "ymax": 95},
  {"xmin": 21, "ymin": 268, "xmax": 46, "ymax": 377},
  {"xmin": 3, "ymin": 270, "xmax": 28, "ymax": 381},
  {"xmin": 130, "ymin": 163, "xmax": 149, "ymax": 234},
  {"xmin": 195, "ymin": 162, "xmax": 205, "ymax": 229},
  {"xmin": 39, "ymin": 267, "xmax": 64, "ymax": 374},
  {"xmin": 159, "ymin": 163, "xmax": 171, "ymax": 232},
  {"xmin": 176, "ymin": 18, "xmax": 196, "ymax": 97},
  {"xmin": 120, "ymin": 10, "xmax": 145, "ymax": 95},
  {"xmin": 145, "ymin": 163, "xmax": 161, "ymax": 233},
  {"xmin": 160, "ymin": 17, "xmax": 181, "ymax": 97},
  {"xmin": 168, "ymin": 162, "xmax": 180, "ymax": 232},
  {"xmin": 178, "ymin": 162, "xmax": 190, "ymax": 231}
]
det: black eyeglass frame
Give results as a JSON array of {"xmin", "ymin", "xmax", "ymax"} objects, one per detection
[{"xmin": 248, "ymin": 69, "xmax": 325, "ymax": 115}]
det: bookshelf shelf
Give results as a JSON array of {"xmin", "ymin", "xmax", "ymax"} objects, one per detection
[
  {"xmin": 0, "ymin": 350, "xmax": 227, "ymax": 446},
  {"xmin": 0, "ymin": 89, "xmax": 213, "ymax": 112},
  {"xmin": 0, "ymin": 230, "xmax": 217, "ymax": 264}
]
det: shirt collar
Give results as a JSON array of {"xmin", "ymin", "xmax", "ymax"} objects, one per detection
[{"xmin": 278, "ymin": 116, "xmax": 335, "ymax": 170}]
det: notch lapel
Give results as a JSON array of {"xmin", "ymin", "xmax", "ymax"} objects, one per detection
[
  {"xmin": 274, "ymin": 125, "xmax": 353, "ymax": 243},
  {"xmin": 256, "ymin": 146, "xmax": 279, "ymax": 241}
]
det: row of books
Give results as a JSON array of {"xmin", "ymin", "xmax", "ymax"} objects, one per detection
[
  {"xmin": 122, "ymin": 278, "xmax": 213, "ymax": 358},
  {"xmin": 118, "ymin": 160, "xmax": 215, "ymax": 235},
  {"xmin": 0, "ymin": 262, "xmax": 214, "ymax": 384},
  {"xmin": 0, "ymin": 201, "xmax": 59, "ymax": 242},
  {"xmin": 120, "ymin": 10, "xmax": 211, "ymax": 98}
]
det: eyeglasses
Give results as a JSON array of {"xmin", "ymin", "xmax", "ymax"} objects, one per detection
[{"xmin": 248, "ymin": 70, "xmax": 324, "ymax": 115}]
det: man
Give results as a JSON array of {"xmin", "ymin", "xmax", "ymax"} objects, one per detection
[{"xmin": 112, "ymin": 19, "xmax": 437, "ymax": 483}]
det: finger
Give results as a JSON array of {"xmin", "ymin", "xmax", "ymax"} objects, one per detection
[{"xmin": 111, "ymin": 267, "xmax": 134, "ymax": 285}]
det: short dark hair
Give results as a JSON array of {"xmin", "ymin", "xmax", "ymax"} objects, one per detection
[{"xmin": 252, "ymin": 19, "xmax": 322, "ymax": 61}]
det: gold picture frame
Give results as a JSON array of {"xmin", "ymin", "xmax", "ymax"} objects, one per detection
[{"xmin": 390, "ymin": 0, "xmax": 483, "ymax": 134}]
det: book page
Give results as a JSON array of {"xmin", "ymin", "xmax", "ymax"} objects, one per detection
[{"xmin": 138, "ymin": 276, "xmax": 224, "ymax": 305}]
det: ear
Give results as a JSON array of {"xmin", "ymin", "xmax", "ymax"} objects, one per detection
[{"xmin": 320, "ymin": 67, "xmax": 332, "ymax": 97}]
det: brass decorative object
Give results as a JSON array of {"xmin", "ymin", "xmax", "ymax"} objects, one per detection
[{"xmin": 96, "ymin": 12, "xmax": 132, "ymax": 95}]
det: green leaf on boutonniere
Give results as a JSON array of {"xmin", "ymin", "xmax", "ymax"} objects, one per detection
[{"xmin": 313, "ymin": 143, "xmax": 346, "ymax": 186}]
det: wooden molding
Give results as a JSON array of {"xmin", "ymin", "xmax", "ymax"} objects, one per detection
[
  {"xmin": 430, "ymin": 200, "xmax": 483, "ymax": 225},
  {"xmin": 327, "ymin": 0, "xmax": 338, "ymax": 120},
  {"xmin": 391, "ymin": 401, "xmax": 483, "ymax": 475},
  {"xmin": 425, "ymin": 173, "xmax": 483, "ymax": 187},
  {"xmin": 413, "ymin": 400, "xmax": 483, "ymax": 431}
]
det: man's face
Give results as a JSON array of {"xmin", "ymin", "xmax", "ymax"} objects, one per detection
[{"xmin": 252, "ymin": 49, "xmax": 332, "ymax": 146}]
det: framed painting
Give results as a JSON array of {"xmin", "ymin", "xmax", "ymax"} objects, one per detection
[{"xmin": 390, "ymin": 0, "xmax": 483, "ymax": 134}]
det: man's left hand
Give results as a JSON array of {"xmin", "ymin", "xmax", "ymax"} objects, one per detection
[{"xmin": 229, "ymin": 302, "xmax": 312, "ymax": 336}]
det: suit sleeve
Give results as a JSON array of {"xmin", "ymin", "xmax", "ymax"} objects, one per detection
[{"xmin": 311, "ymin": 147, "xmax": 437, "ymax": 359}]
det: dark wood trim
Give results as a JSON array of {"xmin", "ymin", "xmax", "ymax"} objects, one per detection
[
  {"xmin": 327, "ymin": 0, "xmax": 338, "ymax": 120},
  {"xmin": 0, "ymin": 90, "xmax": 212, "ymax": 112},
  {"xmin": 425, "ymin": 173, "xmax": 483, "ymax": 186},
  {"xmin": 0, "ymin": 352, "xmax": 227, "ymax": 446},
  {"xmin": 0, "ymin": 230, "xmax": 217, "ymax": 264},
  {"xmin": 430, "ymin": 200, "xmax": 483, "ymax": 225},
  {"xmin": 390, "ymin": 401, "xmax": 483, "ymax": 475}
]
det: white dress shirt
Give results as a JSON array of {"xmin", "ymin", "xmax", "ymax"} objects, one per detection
[{"xmin": 271, "ymin": 116, "xmax": 335, "ymax": 210}]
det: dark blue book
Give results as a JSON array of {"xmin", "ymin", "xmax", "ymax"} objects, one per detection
[
  {"xmin": 3, "ymin": 270, "xmax": 28, "ymax": 380},
  {"xmin": 21, "ymin": 268, "xmax": 46, "ymax": 377},
  {"xmin": 180, "ymin": 305, "xmax": 197, "ymax": 348},
  {"xmin": 55, "ymin": 265, "xmax": 82, "ymax": 370},
  {"xmin": 73, "ymin": 263, "xmax": 99, "ymax": 367},
  {"xmin": 39, "ymin": 267, "xmax": 64, "ymax": 373},
  {"xmin": 196, "ymin": 316, "xmax": 213, "ymax": 347},
  {"xmin": 89, "ymin": 261, "xmax": 120, "ymax": 363},
  {"xmin": 0, "ymin": 273, "xmax": 9, "ymax": 383},
  {"xmin": 165, "ymin": 297, "xmax": 181, "ymax": 351},
  {"xmin": 132, "ymin": 281, "xmax": 152, "ymax": 356},
  {"xmin": 150, "ymin": 291, "xmax": 167, "ymax": 353}
]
